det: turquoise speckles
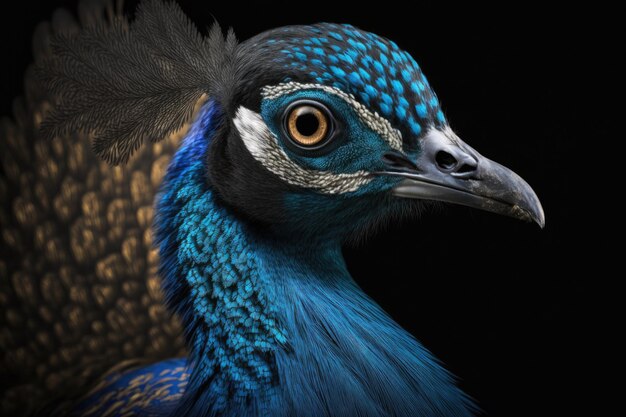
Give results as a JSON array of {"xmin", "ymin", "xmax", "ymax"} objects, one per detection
[
  {"xmin": 396, "ymin": 105, "xmax": 407, "ymax": 120},
  {"xmin": 360, "ymin": 55, "xmax": 373, "ymax": 68},
  {"xmin": 365, "ymin": 84, "xmax": 378, "ymax": 98},
  {"xmin": 373, "ymin": 60, "xmax": 384, "ymax": 74},
  {"xmin": 339, "ymin": 53, "xmax": 355, "ymax": 64},
  {"xmin": 331, "ymin": 66, "xmax": 346, "ymax": 77},
  {"xmin": 358, "ymin": 67, "xmax": 371, "ymax": 81},
  {"xmin": 415, "ymin": 103, "xmax": 428, "ymax": 118},
  {"xmin": 329, "ymin": 31, "xmax": 343, "ymax": 40},
  {"xmin": 374, "ymin": 39, "xmax": 389, "ymax": 52},
  {"xmin": 379, "ymin": 53, "xmax": 389, "ymax": 66},
  {"xmin": 346, "ymin": 49, "xmax": 359, "ymax": 60},
  {"xmin": 156, "ymin": 102, "xmax": 286, "ymax": 410},
  {"xmin": 391, "ymin": 79, "xmax": 404, "ymax": 94},
  {"xmin": 391, "ymin": 51, "xmax": 404, "ymax": 64},
  {"xmin": 408, "ymin": 117, "xmax": 422, "ymax": 136},
  {"xmin": 271, "ymin": 23, "xmax": 445, "ymax": 142},
  {"xmin": 348, "ymin": 71, "xmax": 363, "ymax": 86}
]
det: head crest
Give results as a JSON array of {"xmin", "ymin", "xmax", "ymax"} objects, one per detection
[{"xmin": 38, "ymin": 0, "xmax": 238, "ymax": 164}]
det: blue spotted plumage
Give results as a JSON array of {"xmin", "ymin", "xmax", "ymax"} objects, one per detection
[
  {"xmin": 272, "ymin": 23, "xmax": 445, "ymax": 140},
  {"xmin": 36, "ymin": 1, "xmax": 543, "ymax": 415},
  {"xmin": 154, "ymin": 102, "xmax": 287, "ymax": 412}
]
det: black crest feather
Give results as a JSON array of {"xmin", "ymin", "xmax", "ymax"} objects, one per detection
[{"xmin": 38, "ymin": 0, "xmax": 238, "ymax": 164}]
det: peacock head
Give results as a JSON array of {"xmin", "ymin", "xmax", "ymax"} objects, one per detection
[
  {"xmin": 39, "ymin": 3, "xmax": 544, "ymax": 243},
  {"xmin": 207, "ymin": 24, "xmax": 544, "ymax": 241}
]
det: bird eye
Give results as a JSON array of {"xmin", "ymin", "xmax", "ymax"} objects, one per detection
[{"xmin": 284, "ymin": 102, "xmax": 332, "ymax": 148}]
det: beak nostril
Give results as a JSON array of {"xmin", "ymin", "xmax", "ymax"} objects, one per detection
[
  {"xmin": 435, "ymin": 151, "xmax": 458, "ymax": 171},
  {"xmin": 435, "ymin": 150, "xmax": 477, "ymax": 175}
]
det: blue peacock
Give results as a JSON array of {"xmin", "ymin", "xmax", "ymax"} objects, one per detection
[{"xmin": 0, "ymin": 0, "xmax": 544, "ymax": 416}]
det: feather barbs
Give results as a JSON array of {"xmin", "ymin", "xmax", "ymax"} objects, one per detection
[{"xmin": 38, "ymin": 0, "xmax": 237, "ymax": 165}]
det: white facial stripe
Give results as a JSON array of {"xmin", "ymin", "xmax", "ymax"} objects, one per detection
[
  {"xmin": 233, "ymin": 106, "xmax": 373, "ymax": 194},
  {"xmin": 261, "ymin": 82, "xmax": 403, "ymax": 151}
]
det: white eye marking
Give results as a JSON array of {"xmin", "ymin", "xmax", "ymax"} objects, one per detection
[
  {"xmin": 262, "ymin": 82, "xmax": 403, "ymax": 151},
  {"xmin": 233, "ymin": 106, "xmax": 373, "ymax": 194}
]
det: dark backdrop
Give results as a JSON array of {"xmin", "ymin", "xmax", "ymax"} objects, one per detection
[{"xmin": 1, "ymin": 1, "xmax": 615, "ymax": 416}]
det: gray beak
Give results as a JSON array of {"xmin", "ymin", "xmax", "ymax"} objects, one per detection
[{"xmin": 380, "ymin": 128, "xmax": 545, "ymax": 228}]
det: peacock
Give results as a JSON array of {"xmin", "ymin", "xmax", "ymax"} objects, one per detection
[{"xmin": 0, "ymin": 0, "xmax": 544, "ymax": 416}]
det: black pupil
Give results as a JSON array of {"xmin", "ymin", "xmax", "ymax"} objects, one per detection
[{"xmin": 295, "ymin": 111, "xmax": 320, "ymax": 136}]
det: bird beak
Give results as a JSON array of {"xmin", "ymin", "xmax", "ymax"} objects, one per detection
[{"xmin": 379, "ymin": 128, "xmax": 545, "ymax": 228}]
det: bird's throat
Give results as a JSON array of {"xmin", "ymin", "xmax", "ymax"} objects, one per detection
[
  {"xmin": 154, "ymin": 102, "xmax": 353, "ymax": 413},
  {"xmin": 155, "ymin": 103, "xmax": 288, "ymax": 410}
]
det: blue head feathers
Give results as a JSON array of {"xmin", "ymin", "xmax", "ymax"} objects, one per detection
[{"xmin": 273, "ymin": 23, "xmax": 446, "ymax": 137}]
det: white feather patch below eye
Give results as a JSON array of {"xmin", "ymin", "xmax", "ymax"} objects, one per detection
[{"xmin": 233, "ymin": 106, "xmax": 372, "ymax": 195}]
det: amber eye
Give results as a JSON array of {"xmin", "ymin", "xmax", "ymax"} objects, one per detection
[{"xmin": 285, "ymin": 103, "xmax": 331, "ymax": 147}]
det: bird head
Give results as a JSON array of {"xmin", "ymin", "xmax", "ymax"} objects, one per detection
[
  {"xmin": 206, "ymin": 24, "xmax": 544, "ymax": 241},
  {"xmin": 39, "ymin": 3, "xmax": 543, "ymax": 243}
]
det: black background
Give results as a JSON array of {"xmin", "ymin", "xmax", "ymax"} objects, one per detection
[{"xmin": 1, "ymin": 1, "xmax": 615, "ymax": 416}]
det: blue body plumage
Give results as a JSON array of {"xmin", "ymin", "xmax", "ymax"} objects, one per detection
[
  {"xmin": 73, "ymin": 101, "xmax": 474, "ymax": 417},
  {"xmin": 70, "ymin": 359, "xmax": 189, "ymax": 416}
]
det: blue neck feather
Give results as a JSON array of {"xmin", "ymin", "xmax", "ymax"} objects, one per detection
[{"xmin": 154, "ymin": 102, "xmax": 474, "ymax": 417}]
